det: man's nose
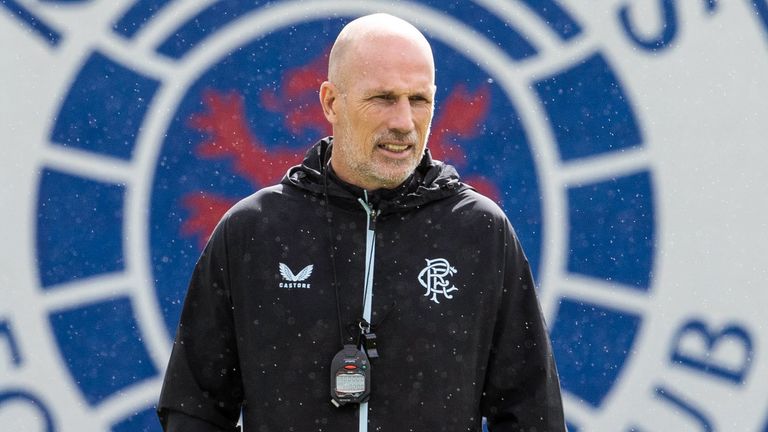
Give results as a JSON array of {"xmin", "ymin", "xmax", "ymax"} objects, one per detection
[{"xmin": 387, "ymin": 97, "xmax": 415, "ymax": 133}]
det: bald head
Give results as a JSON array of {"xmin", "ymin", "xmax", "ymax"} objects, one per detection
[{"xmin": 328, "ymin": 13, "xmax": 435, "ymax": 90}]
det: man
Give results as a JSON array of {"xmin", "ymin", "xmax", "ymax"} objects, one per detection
[{"xmin": 158, "ymin": 13, "xmax": 565, "ymax": 431}]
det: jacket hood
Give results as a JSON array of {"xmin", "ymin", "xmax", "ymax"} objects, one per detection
[{"xmin": 281, "ymin": 137, "xmax": 470, "ymax": 212}]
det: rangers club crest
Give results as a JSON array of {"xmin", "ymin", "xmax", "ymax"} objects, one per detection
[{"xmin": 418, "ymin": 258, "xmax": 459, "ymax": 304}]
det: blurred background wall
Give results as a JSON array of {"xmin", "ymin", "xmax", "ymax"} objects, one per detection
[{"xmin": 1, "ymin": 1, "xmax": 767, "ymax": 430}]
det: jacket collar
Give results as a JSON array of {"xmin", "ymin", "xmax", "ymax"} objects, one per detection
[{"xmin": 281, "ymin": 137, "xmax": 469, "ymax": 213}]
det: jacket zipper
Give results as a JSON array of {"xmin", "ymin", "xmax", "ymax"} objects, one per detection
[{"xmin": 356, "ymin": 191, "xmax": 378, "ymax": 432}]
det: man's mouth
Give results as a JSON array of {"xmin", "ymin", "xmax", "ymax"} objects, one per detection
[{"xmin": 378, "ymin": 143, "xmax": 411, "ymax": 153}]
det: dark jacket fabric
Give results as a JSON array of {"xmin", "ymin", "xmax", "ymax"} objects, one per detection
[{"xmin": 158, "ymin": 138, "xmax": 565, "ymax": 431}]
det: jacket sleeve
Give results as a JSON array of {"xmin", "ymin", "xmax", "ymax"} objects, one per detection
[
  {"xmin": 157, "ymin": 215, "xmax": 244, "ymax": 431},
  {"xmin": 481, "ymin": 221, "xmax": 566, "ymax": 431}
]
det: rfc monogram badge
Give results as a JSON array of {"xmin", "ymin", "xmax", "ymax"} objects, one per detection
[{"xmin": 418, "ymin": 258, "xmax": 458, "ymax": 304}]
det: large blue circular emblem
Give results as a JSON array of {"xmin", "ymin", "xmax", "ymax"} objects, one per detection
[{"xmin": 35, "ymin": 1, "xmax": 655, "ymax": 430}]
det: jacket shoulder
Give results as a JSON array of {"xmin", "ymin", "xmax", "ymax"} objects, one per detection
[
  {"xmin": 451, "ymin": 188, "xmax": 509, "ymax": 221},
  {"xmin": 203, "ymin": 184, "xmax": 296, "ymax": 242},
  {"xmin": 221, "ymin": 184, "xmax": 300, "ymax": 223}
]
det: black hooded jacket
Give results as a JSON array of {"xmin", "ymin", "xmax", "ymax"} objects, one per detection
[{"xmin": 158, "ymin": 138, "xmax": 565, "ymax": 431}]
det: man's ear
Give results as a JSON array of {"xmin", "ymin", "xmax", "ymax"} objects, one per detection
[{"xmin": 319, "ymin": 81, "xmax": 339, "ymax": 123}]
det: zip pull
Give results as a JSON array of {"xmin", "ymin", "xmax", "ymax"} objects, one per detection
[
  {"xmin": 357, "ymin": 191, "xmax": 379, "ymax": 231},
  {"xmin": 369, "ymin": 209, "xmax": 379, "ymax": 230}
]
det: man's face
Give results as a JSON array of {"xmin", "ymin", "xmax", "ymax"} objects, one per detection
[{"xmin": 327, "ymin": 35, "xmax": 436, "ymax": 190}]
